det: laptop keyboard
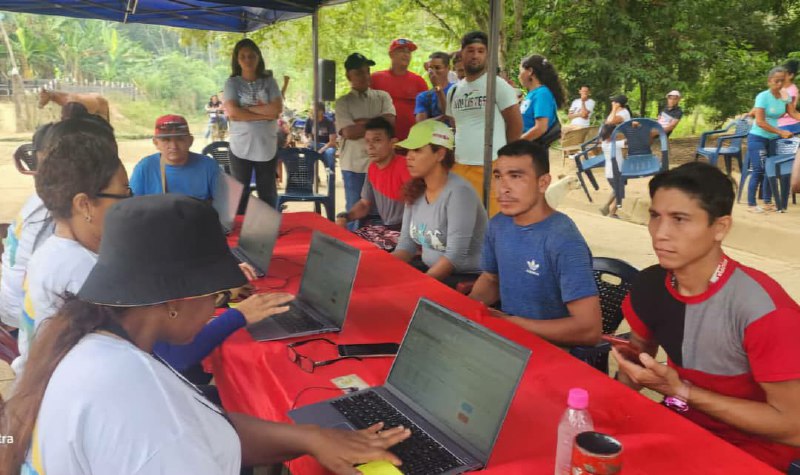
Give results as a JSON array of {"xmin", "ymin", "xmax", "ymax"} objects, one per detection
[
  {"xmin": 231, "ymin": 247, "xmax": 265, "ymax": 277},
  {"xmin": 331, "ymin": 392, "xmax": 462, "ymax": 475},
  {"xmin": 271, "ymin": 305, "xmax": 324, "ymax": 334}
]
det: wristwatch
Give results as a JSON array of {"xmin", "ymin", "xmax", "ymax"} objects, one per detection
[
  {"xmin": 336, "ymin": 212, "xmax": 349, "ymax": 221},
  {"xmin": 664, "ymin": 379, "xmax": 692, "ymax": 413}
]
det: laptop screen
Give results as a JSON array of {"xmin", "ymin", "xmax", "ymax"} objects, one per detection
[
  {"xmin": 238, "ymin": 197, "xmax": 282, "ymax": 272},
  {"xmin": 386, "ymin": 299, "xmax": 530, "ymax": 462},
  {"xmin": 298, "ymin": 232, "xmax": 360, "ymax": 327},
  {"xmin": 212, "ymin": 173, "xmax": 244, "ymax": 231}
]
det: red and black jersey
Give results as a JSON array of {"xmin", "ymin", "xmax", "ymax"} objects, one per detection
[{"xmin": 623, "ymin": 256, "xmax": 800, "ymax": 471}]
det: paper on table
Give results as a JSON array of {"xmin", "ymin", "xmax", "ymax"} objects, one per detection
[{"xmin": 355, "ymin": 460, "xmax": 404, "ymax": 475}]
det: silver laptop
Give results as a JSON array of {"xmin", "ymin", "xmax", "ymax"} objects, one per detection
[
  {"xmin": 212, "ymin": 173, "xmax": 245, "ymax": 235},
  {"xmin": 289, "ymin": 298, "xmax": 531, "ymax": 475},
  {"xmin": 230, "ymin": 196, "xmax": 281, "ymax": 278},
  {"xmin": 247, "ymin": 231, "xmax": 361, "ymax": 341}
]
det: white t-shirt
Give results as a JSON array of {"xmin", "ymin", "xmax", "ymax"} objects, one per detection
[
  {"xmin": 613, "ymin": 109, "xmax": 631, "ymax": 124},
  {"xmin": 602, "ymin": 140, "xmax": 627, "ymax": 179},
  {"xmin": 568, "ymin": 98, "xmax": 596, "ymax": 127},
  {"xmin": 0, "ymin": 193, "xmax": 53, "ymax": 328},
  {"xmin": 12, "ymin": 235, "xmax": 97, "ymax": 374},
  {"xmin": 446, "ymin": 73, "xmax": 519, "ymax": 166},
  {"xmin": 24, "ymin": 333, "xmax": 241, "ymax": 474}
]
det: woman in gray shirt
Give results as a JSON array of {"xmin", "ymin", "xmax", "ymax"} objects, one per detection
[
  {"xmin": 223, "ymin": 39, "xmax": 283, "ymax": 213},
  {"xmin": 392, "ymin": 120, "xmax": 487, "ymax": 287}
]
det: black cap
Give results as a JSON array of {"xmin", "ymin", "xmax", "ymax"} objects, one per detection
[
  {"xmin": 461, "ymin": 31, "xmax": 488, "ymax": 49},
  {"xmin": 610, "ymin": 94, "xmax": 628, "ymax": 106},
  {"xmin": 344, "ymin": 53, "xmax": 376, "ymax": 71},
  {"xmin": 78, "ymin": 195, "xmax": 247, "ymax": 306}
]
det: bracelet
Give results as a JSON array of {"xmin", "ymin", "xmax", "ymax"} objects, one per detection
[
  {"xmin": 336, "ymin": 212, "xmax": 349, "ymax": 221},
  {"xmin": 664, "ymin": 379, "xmax": 692, "ymax": 413}
]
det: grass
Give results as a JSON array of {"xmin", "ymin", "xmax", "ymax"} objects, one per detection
[{"xmin": 107, "ymin": 93, "xmax": 207, "ymax": 139}]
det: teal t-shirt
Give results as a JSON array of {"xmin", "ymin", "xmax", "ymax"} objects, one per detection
[
  {"xmin": 520, "ymin": 86, "xmax": 558, "ymax": 133},
  {"xmin": 750, "ymin": 90, "xmax": 790, "ymax": 139}
]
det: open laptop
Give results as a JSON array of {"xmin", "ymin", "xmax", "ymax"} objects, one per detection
[
  {"xmin": 289, "ymin": 298, "xmax": 531, "ymax": 475},
  {"xmin": 212, "ymin": 173, "xmax": 245, "ymax": 235},
  {"xmin": 229, "ymin": 196, "xmax": 281, "ymax": 278},
  {"xmin": 247, "ymin": 231, "xmax": 361, "ymax": 341}
]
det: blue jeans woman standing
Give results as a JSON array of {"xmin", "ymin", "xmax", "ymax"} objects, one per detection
[{"xmin": 745, "ymin": 66, "xmax": 800, "ymax": 212}]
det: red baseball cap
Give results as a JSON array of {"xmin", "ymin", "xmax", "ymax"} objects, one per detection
[
  {"xmin": 154, "ymin": 114, "xmax": 191, "ymax": 138},
  {"xmin": 389, "ymin": 38, "xmax": 417, "ymax": 53}
]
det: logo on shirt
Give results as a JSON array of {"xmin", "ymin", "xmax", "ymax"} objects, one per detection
[
  {"xmin": 452, "ymin": 91, "xmax": 487, "ymax": 112},
  {"xmin": 526, "ymin": 259, "xmax": 540, "ymax": 276}
]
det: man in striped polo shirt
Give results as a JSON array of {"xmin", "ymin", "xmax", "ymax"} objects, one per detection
[{"xmin": 614, "ymin": 162, "xmax": 800, "ymax": 471}]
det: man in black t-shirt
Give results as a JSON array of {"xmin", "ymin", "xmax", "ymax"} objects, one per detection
[
  {"xmin": 304, "ymin": 102, "xmax": 337, "ymax": 167},
  {"xmin": 655, "ymin": 90, "xmax": 683, "ymax": 137}
]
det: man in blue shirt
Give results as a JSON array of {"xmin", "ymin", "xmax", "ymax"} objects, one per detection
[
  {"xmin": 130, "ymin": 115, "xmax": 220, "ymax": 201},
  {"xmin": 414, "ymin": 51, "xmax": 454, "ymax": 123},
  {"xmin": 469, "ymin": 139, "xmax": 601, "ymax": 346}
]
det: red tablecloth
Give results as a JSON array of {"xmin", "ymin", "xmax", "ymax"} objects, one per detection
[{"xmin": 208, "ymin": 212, "xmax": 778, "ymax": 475}]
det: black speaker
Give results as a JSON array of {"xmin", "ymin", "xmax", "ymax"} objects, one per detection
[{"xmin": 319, "ymin": 59, "xmax": 336, "ymax": 102}]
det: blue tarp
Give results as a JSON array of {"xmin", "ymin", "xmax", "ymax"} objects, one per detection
[{"xmin": 0, "ymin": 0, "xmax": 345, "ymax": 32}]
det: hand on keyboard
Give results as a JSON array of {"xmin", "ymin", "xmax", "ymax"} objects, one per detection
[
  {"xmin": 237, "ymin": 292, "xmax": 295, "ymax": 325},
  {"xmin": 307, "ymin": 422, "xmax": 411, "ymax": 475}
]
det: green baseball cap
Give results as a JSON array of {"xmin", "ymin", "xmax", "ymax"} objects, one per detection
[{"xmin": 396, "ymin": 119, "xmax": 454, "ymax": 150}]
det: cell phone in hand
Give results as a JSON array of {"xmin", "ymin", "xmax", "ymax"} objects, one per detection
[
  {"xmin": 337, "ymin": 343, "xmax": 400, "ymax": 358},
  {"xmin": 602, "ymin": 335, "xmax": 644, "ymax": 366}
]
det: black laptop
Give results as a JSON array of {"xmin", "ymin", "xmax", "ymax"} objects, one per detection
[
  {"xmin": 247, "ymin": 231, "xmax": 361, "ymax": 341},
  {"xmin": 229, "ymin": 196, "xmax": 281, "ymax": 278},
  {"xmin": 289, "ymin": 298, "xmax": 531, "ymax": 475}
]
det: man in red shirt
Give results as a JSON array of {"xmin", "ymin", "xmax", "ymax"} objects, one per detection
[
  {"xmin": 336, "ymin": 117, "xmax": 411, "ymax": 251},
  {"xmin": 614, "ymin": 162, "xmax": 800, "ymax": 471},
  {"xmin": 371, "ymin": 38, "xmax": 429, "ymax": 141}
]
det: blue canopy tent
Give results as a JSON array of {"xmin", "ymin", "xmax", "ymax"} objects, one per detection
[
  {"xmin": 0, "ymin": 0, "xmax": 503, "ymax": 206},
  {"xmin": 0, "ymin": 0, "xmax": 345, "ymax": 32}
]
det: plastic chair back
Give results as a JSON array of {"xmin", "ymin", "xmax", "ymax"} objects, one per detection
[
  {"xmin": 609, "ymin": 119, "xmax": 668, "ymax": 205},
  {"xmin": 569, "ymin": 257, "xmax": 639, "ymax": 373},
  {"xmin": 14, "ymin": 143, "xmax": 37, "ymax": 175},
  {"xmin": 277, "ymin": 148, "xmax": 336, "ymax": 220},
  {"xmin": 592, "ymin": 257, "xmax": 639, "ymax": 334},
  {"xmin": 282, "ymin": 148, "xmax": 320, "ymax": 196},
  {"xmin": 201, "ymin": 141, "xmax": 231, "ymax": 174}
]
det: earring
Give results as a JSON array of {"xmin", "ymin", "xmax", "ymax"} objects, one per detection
[
  {"xmin": 85, "ymin": 215, "xmax": 92, "ymax": 223},
  {"xmin": 168, "ymin": 310, "xmax": 179, "ymax": 319}
]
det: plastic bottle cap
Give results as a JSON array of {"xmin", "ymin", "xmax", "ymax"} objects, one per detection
[{"xmin": 567, "ymin": 388, "xmax": 589, "ymax": 409}]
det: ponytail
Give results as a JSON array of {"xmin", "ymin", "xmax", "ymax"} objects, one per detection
[
  {"xmin": 521, "ymin": 54, "xmax": 566, "ymax": 108},
  {"xmin": 0, "ymin": 298, "xmax": 124, "ymax": 473}
]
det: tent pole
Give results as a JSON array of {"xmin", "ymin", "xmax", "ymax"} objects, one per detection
[
  {"xmin": 312, "ymin": 7, "xmax": 320, "ymax": 192},
  {"xmin": 482, "ymin": 0, "xmax": 502, "ymax": 210}
]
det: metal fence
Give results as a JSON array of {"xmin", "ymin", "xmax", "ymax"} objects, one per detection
[{"xmin": 0, "ymin": 78, "xmax": 137, "ymax": 99}]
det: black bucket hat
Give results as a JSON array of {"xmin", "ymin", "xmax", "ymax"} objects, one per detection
[{"xmin": 78, "ymin": 194, "xmax": 247, "ymax": 307}]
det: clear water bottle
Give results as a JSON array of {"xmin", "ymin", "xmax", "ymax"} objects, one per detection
[{"xmin": 554, "ymin": 388, "xmax": 594, "ymax": 475}]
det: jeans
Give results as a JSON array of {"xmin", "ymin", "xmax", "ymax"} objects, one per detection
[
  {"xmin": 746, "ymin": 134, "xmax": 775, "ymax": 206},
  {"xmin": 229, "ymin": 151, "xmax": 278, "ymax": 214},
  {"xmin": 341, "ymin": 170, "xmax": 366, "ymax": 231},
  {"xmin": 321, "ymin": 147, "xmax": 336, "ymax": 169}
]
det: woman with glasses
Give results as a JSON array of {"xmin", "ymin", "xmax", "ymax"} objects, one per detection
[
  {"xmin": 15, "ymin": 118, "xmax": 292, "ymax": 381},
  {"xmin": 3, "ymin": 194, "xmax": 410, "ymax": 474},
  {"xmin": 224, "ymin": 38, "xmax": 283, "ymax": 213}
]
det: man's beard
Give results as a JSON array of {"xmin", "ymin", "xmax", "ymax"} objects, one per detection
[{"xmin": 465, "ymin": 62, "xmax": 485, "ymax": 75}]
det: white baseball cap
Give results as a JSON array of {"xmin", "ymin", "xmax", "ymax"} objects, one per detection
[{"xmin": 666, "ymin": 90, "xmax": 681, "ymax": 98}]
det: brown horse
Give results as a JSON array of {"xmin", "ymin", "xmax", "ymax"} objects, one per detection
[{"xmin": 38, "ymin": 88, "xmax": 110, "ymax": 122}]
